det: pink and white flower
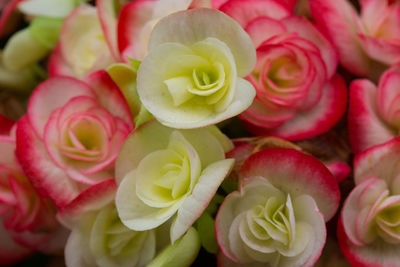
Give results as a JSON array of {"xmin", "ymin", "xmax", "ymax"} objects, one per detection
[
  {"xmin": 216, "ymin": 148, "xmax": 340, "ymax": 267},
  {"xmin": 50, "ymin": 0, "xmax": 213, "ymax": 78},
  {"xmin": 310, "ymin": 0, "xmax": 400, "ymax": 78},
  {"xmin": 0, "ymin": 117, "xmax": 67, "ymax": 265},
  {"xmin": 219, "ymin": 0, "xmax": 347, "ymax": 140},
  {"xmin": 16, "ymin": 70, "xmax": 133, "ymax": 208},
  {"xmin": 49, "ymin": 4, "xmax": 115, "ymax": 78},
  {"xmin": 339, "ymin": 137, "xmax": 400, "ymax": 267},
  {"xmin": 348, "ymin": 64, "xmax": 400, "ymax": 154}
]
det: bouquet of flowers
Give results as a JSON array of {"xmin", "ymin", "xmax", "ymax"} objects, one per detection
[{"xmin": 0, "ymin": 0, "xmax": 399, "ymax": 266}]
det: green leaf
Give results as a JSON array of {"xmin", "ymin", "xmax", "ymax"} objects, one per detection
[
  {"xmin": 147, "ymin": 227, "xmax": 201, "ymax": 267},
  {"xmin": 107, "ymin": 63, "xmax": 142, "ymax": 117},
  {"xmin": 127, "ymin": 57, "xmax": 141, "ymax": 72},
  {"xmin": 205, "ymin": 193, "xmax": 224, "ymax": 215},
  {"xmin": 29, "ymin": 17, "xmax": 63, "ymax": 49},
  {"xmin": 135, "ymin": 105, "xmax": 153, "ymax": 128},
  {"xmin": 221, "ymin": 176, "xmax": 238, "ymax": 194},
  {"xmin": 196, "ymin": 212, "xmax": 219, "ymax": 254}
]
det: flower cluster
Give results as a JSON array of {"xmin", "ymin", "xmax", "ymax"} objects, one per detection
[{"xmin": 0, "ymin": 0, "xmax": 400, "ymax": 266}]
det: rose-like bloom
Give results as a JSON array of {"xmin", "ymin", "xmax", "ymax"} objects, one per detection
[
  {"xmin": 136, "ymin": 8, "xmax": 256, "ymax": 128},
  {"xmin": 348, "ymin": 64, "xmax": 400, "ymax": 154},
  {"xmin": 116, "ymin": 120, "xmax": 234, "ymax": 243},
  {"xmin": 50, "ymin": 0, "xmax": 212, "ymax": 78},
  {"xmin": 338, "ymin": 137, "xmax": 400, "ymax": 266},
  {"xmin": 0, "ymin": 117, "xmax": 67, "ymax": 265},
  {"xmin": 58, "ymin": 180, "xmax": 157, "ymax": 267},
  {"xmin": 219, "ymin": 0, "xmax": 347, "ymax": 140},
  {"xmin": 49, "ymin": 4, "xmax": 115, "ymax": 78},
  {"xmin": 216, "ymin": 148, "xmax": 340, "ymax": 267},
  {"xmin": 16, "ymin": 70, "xmax": 133, "ymax": 207},
  {"xmin": 310, "ymin": 0, "xmax": 400, "ymax": 78},
  {"xmin": 59, "ymin": 179, "xmax": 203, "ymax": 267}
]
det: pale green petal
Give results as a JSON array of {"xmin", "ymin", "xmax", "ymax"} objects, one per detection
[
  {"xmin": 3, "ymin": 28, "xmax": 48, "ymax": 71},
  {"xmin": 170, "ymin": 159, "xmax": 234, "ymax": 243},
  {"xmin": 107, "ymin": 63, "xmax": 141, "ymax": 117},
  {"xmin": 148, "ymin": 8, "xmax": 256, "ymax": 77},
  {"xmin": 0, "ymin": 53, "xmax": 37, "ymax": 92},
  {"xmin": 116, "ymin": 170, "xmax": 183, "ymax": 231},
  {"xmin": 204, "ymin": 125, "xmax": 234, "ymax": 153},
  {"xmin": 164, "ymin": 76, "xmax": 195, "ymax": 106},
  {"xmin": 147, "ymin": 227, "xmax": 200, "ymax": 267},
  {"xmin": 115, "ymin": 120, "xmax": 172, "ymax": 184},
  {"xmin": 136, "ymin": 149, "xmax": 183, "ymax": 208}
]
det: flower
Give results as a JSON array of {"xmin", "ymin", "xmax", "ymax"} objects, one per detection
[
  {"xmin": 310, "ymin": 0, "xmax": 400, "ymax": 79},
  {"xmin": 338, "ymin": 137, "xmax": 400, "ymax": 266},
  {"xmin": 49, "ymin": 4, "xmax": 115, "ymax": 78},
  {"xmin": 0, "ymin": 116, "xmax": 67, "ymax": 265},
  {"xmin": 16, "ymin": 70, "xmax": 133, "ymax": 207},
  {"xmin": 136, "ymin": 8, "xmax": 256, "ymax": 128},
  {"xmin": 219, "ymin": 0, "xmax": 347, "ymax": 140},
  {"xmin": 59, "ymin": 179, "xmax": 203, "ymax": 267},
  {"xmin": 348, "ymin": 64, "xmax": 400, "ymax": 154},
  {"xmin": 117, "ymin": 0, "xmax": 211, "ymax": 61},
  {"xmin": 115, "ymin": 120, "xmax": 234, "ymax": 243},
  {"xmin": 50, "ymin": 0, "xmax": 214, "ymax": 78},
  {"xmin": 216, "ymin": 148, "xmax": 340, "ymax": 267},
  {"xmin": 58, "ymin": 180, "xmax": 157, "ymax": 267}
]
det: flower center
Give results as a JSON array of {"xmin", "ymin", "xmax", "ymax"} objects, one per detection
[
  {"xmin": 135, "ymin": 131, "xmax": 201, "ymax": 207},
  {"xmin": 247, "ymin": 195, "xmax": 295, "ymax": 247},
  {"xmin": 375, "ymin": 200, "xmax": 400, "ymax": 244},
  {"xmin": 60, "ymin": 115, "xmax": 108, "ymax": 162}
]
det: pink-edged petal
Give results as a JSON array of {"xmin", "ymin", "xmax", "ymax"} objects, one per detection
[
  {"xmin": 279, "ymin": 195, "xmax": 326, "ymax": 267},
  {"xmin": 117, "ymin": 0, "xmax": 156, "ymax": 61},
  {"xmin": 27, "ymin": 76, "xmax": 95, "ymax": 138},
  {"xmin": 240, "ymin": 148, "xmax": 340, "ymax": 221},
  {"xmin": 215, "ymin": 190, "xmax": 242, "ymax": 262},
  {"xmin": 243, "ymin": 74, "xmax": 347, "ymax": 141},
  {"xmin": 376, "ymin": 69, "xmax": 400, "ymax": 120},
  {"xmin": 0, "ymin": 114, "xmax": 14, "ymax": 135},
  {"xmin": 170, "ymin": 158, "xmax": 234, "ymax": 243},
  {"xmin": 245, "ymin": 17, "xmax": 287, "ymax": 48},
  {"xmin": 97, "ymin": 0, "xmax": 121, "ymax": 61},
  {"xmin": 348, "ymin": 79, "xmax": 394, "ymax": 154},
  {"xmin": 309, "ymin": 0, "xmax": 370, "ymax": 76},
  {"xmin": 358, "ymin": 34, "xmax": 400, "ymax": 65},
  {"xmin": 325, "ymin": 162, "xmax": 351, "ymax": 183},
  {"xmin": 16, "ymin": 116, "xmax": 80, "ymax": 207},
  {"xmin": 360, "ymin": 0, "xmax": 388, "ymax": 34},
  {"xmin": 85, "ymin": 70, "xmax": 133, "ymax": 128},
  {"xmin": 57, "ymin": 179, "xmax": 116, "ymax": 228},
  {"xmin": 354, "ymin": 137, "xmax": 400, "ymax": 186},
  {"xmin": 0, "ymin": 0, "xmax": 21, "ymax": 36},
  {"xmin": 338, "ymin": 213, "xmax": 400, "ymax": 267},
  {"xmin": 340, "ymin": 177, "xmax": 380, "ymax": 246},
  {"xmin": 0, "ymin": 219, "xmax": 33, "ymax": 265},
  {"xmin": 282, "ymin": 15, "xmax": 338, "ymax": 78},
  {"xmin": 219, "ymin": 0, "xmax": 290, "ymax": 28},
  {"xmin": 47, "ymin": 44, "xmax": 75, "ymax": 77}
]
